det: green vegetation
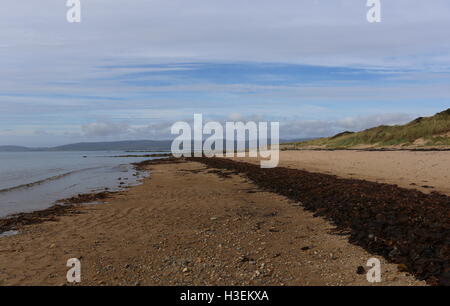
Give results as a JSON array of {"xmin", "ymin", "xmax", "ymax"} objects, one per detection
[{"xmin": 291, "ymin": 108, "xmax": 450, "ymax": 148}]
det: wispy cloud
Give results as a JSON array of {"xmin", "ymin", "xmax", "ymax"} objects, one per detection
[{"xmin": 1, "ymin": 1, "xmax": 450, "ymax": 145}]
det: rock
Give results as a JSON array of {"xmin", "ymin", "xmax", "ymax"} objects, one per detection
[{"xmin": 356, "ymin": 266, "xmax": 366, "ymax": 275}]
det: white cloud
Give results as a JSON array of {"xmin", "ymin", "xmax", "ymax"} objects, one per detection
[
  {"xmin": 2, "ymin": 1, "xmax": 450, "ymax": 74},
  {"xmin": 79, "ymin": 113, "xmax": 416, "ymax": 141},
  {"xmin": 280, "ymin": 113, "xmax": 415, "ymax": 138},
  {"xmin": 81, "ymin": 121, "xmax": 130, "ymax": 137},
  {"xmin": 1, "ymin": 1, "xmax": 450, "ymax": 145},
  {"xmin": 335, "ymin": 113, "xmax": 413, "ymax": 131}
]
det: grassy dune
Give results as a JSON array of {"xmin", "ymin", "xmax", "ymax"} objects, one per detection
[{"xmin": 289, "ymin": 108, "xmax": 450, "ymax": 149}]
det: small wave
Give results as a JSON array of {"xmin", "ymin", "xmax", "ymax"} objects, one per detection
[
  {"xmin": 0, "ymin": 167, "xmax": 104, "ymax": 194},
  {"xmin": 0, "ymin": 230, "xmax": 19, "ymax": 238}
]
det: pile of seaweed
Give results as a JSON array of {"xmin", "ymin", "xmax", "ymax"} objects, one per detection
[
  {"xmin": 133, "ymin": 157, "xmax": 183, "ymax": 170},
  {"xmin": 0, "ymin": 204, "xmax": 80, "ymax": 233},
  {"xmin": 0, "ymin": 190, "xmax": 116, "ymax": 233},
  {"xmin": 57, "ymin": 191, "xmax": 113, "ymax": 204},
  {"xmin": 190, "ymin": 157, "xmax": 450, "ymax": 286}
]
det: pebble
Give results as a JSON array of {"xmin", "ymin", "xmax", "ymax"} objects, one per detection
[{"xmin": 356, "ymin": 266, "xmax": 366, "ymax": 275}]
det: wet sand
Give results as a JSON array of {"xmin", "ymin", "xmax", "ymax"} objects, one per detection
[{"xmin": 0, "ymin": 157, "xmax": 428, "ymax": 286}]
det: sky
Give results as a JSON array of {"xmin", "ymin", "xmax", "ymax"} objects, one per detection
[{"xmin": 1, "ymin": 0, "xmax": 449, "ymax": 146}]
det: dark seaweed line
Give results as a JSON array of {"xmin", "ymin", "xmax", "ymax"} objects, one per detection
[{"xmin": 189, "ymin": 157, "xmax": 450, "ymax": 286}]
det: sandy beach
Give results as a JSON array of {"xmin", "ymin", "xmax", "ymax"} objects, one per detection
[
  {"xmin": 3, "ymin": 0, "xmax": 450, "ymax": 292},
  {"xmin": 2, "ymin": 151, "xmax": 446, "ymax": 286},
  {"xmin": 238, "ymin": 150, "xmax": 450, "ymax": 196}
]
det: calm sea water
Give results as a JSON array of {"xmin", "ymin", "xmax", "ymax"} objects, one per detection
[{"xmin": 0, "ymin": 151, "xmax": 165, "ymax": 218}]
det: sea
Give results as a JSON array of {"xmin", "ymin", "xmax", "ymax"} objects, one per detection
[{"xmin": 0, "ymin": 151, "xmax": 166, "ymax": 218}]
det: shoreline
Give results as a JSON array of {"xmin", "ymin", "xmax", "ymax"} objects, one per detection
[
  {"xmin": 0, "ymin": 153, "xmax": 447, "ymax": 285},
  {"xmin": 0, "ymin": 157, "xmax": 426, "ymax": 286},
  {"xmin": 0, "ymin": 157, "xmax": 174, "ymax": 234},
  {"xmin": 0, "ymin": 152, "xmax": 167, "ymax": 219}
]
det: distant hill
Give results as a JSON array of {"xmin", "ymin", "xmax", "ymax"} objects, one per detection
[
  {"xmin": 0, "ymin": 138, "xmax": 304, "ymax": 152},
  {"xmin": 0, "ymin": 140, "xmax": 173, "ymax": 152},
  {"xmin": 288, "ymin": 108, "xmax": 450, "ymax": 149},
  {"xmin": 0, "ymin": 145, "xmax": 32, "ymax": 152}
]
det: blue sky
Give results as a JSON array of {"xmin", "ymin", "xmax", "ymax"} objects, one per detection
[{"xmin": 1, "ymin": 0, "xmax": 449, "ymax": 146}]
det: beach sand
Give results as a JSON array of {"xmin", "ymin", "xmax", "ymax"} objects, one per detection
[
  {"xmin": 0, "ymin": 155, "xmax": 429, "ymax": 286},
  {"xmin": 237, "ymin": 150, "xmax": 450, "ymax": 196}
]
